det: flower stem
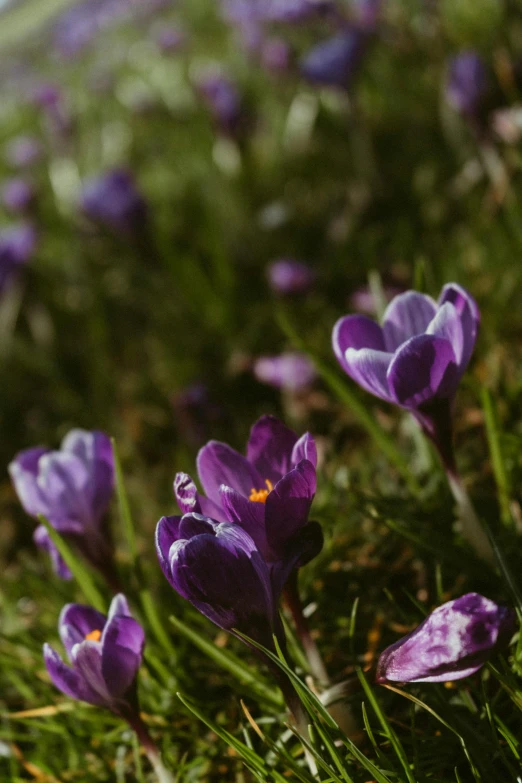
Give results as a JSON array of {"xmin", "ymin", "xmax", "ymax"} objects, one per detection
[
  {"xmin": 128, "ymin": 715, "xmax": 175, "ymax": 783},
  {"xmin": 446, "ymin": 469, "xmax": 495, "ymax": 565},
  {"xmin": 270, "ymin": 666, "xmax": 318, "ymax": 777},
  {"xmin": 283, "ymin": 572, "xmax": 329, "ymax": 686}
]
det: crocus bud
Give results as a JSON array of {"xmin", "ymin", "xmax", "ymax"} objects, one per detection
[
  {"xmin": 376, "ymin": 593, "xmax": 516, "ymax": 684},
  {"xmin": 156, "ymin": 514, "xmax": 286, "ymax": 651},
  {"xmin": 2, "ymin": 178, "xmax": 35, "ymax": 213},
  {"xmin": 301, "ymin": 29, "xmax": 368, "ymax": 89},
  {"xmin": 173, "ymin": 415, "xmax": 322, "ymax": 570},
  {"xmin": 9, "ymin": 430, "xmax": 116, "ymax": 582},
  {"xmin": 267, "ymin": 259, "xmax": 315, "ymax": 295},
  {"xmin": 80, "ymin": 169, "xmax": 148, "ymax": 236},
  {"xmin": 44, "ymin": 594, "xmax": 145, "ymax": 718},
  {"xmin": 5, "ymin": 135, "xmax": 43, "ymax": 168},
  {"xmin": 253, "ymin": 352, "xmax": 317, "ymax": 391},
  {"xmin": 0, "ymin": 223, "xmax": 37, "ymax": 295},
  {"xmin": 446, "ymin": 51, "xmax": 487, "ymax": 118},
  {"xmin": 332, "ymin": 284, "xmax": 479, "ymax": 470}
]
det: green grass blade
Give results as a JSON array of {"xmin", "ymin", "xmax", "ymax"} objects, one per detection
[
  {"xmin": 481, "ymin": 388, "xmax": 512, "ymax": 527},
  {"xmin": 38, "ymin": 515, "xmax": 105, "ymax": 612},
  {"xmin": 111, "ymin": 438, "xmax": 138, "ymax": 570},
  {"xmin": 140, "ymin": 590, "xmax": 177, "ymax": 658}
]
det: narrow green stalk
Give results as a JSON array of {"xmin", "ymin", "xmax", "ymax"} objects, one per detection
[
  {"xmin": 111, "ymin": 438, "xmax": 138, "ymax": 569},
  {"xmin": 445, "ymin": 472, "xmax": 495, "ymax": 565},
  {"xmin": 481, "ymin": 388, "xmax": 512, "ymax": 528},
  {"xmin": 128, "ymin": 715, "xmax": 175, "ymax": 783}
]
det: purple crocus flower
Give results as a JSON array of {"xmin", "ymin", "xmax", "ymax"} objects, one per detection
[
  {"xmin": 80, "ymin": 169, "xmax": 148, "ymax": 236},
  {"xmin": 301, "ymin": 29, "xmax": 369, "ymax": 89},
  {"xmin": 332, "ymin": 284, "xmax": 479, "ymax": 470},
  {"xmin": 44, "ymin": 594, "xmax": 144, "ymax": 719},
  {"xmin": 5, "ymin": 135, "xmax": 43, "ymax": 168},
  {"xmin": 253, "ymin": 352, "xmax": 317, "ymax": 392},
  {"xmin": 197, "ymin": 73, "xmax": 244, "ymax": 138},
  {"xmin": 9, "ymin": 429, "xmax": 116, "ymax": 584},
  {"xmin": 267, "ymin": 259, "xmax": 315, "ymax": 295},
  {"xmin": 173, "ymin": 415, "xmax": 321, "ymax": 569},
  {"xmin": 261, "ymin": 38, "xmax": 292, "ymax": 73},
  {"xmin": 2, "ymin": 178, "xmax": 35, "ymax": 213},
  {"xmin": 0, "ymin": 223, "xmax": 37, "ymax": 295},
  {"xmin": 376, "ymin": 593, "xmax": 516, "ymax": 684},
  {"xmin": 446, "ymin": 52, "xmax": 487, "ymax": 118}
]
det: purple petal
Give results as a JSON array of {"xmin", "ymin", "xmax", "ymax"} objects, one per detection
[
  {"xmin": 291, "ymin": 432, "xmax": 317, "ymax": 468},
  {"xmin": 387, "ymin": 334, "xmax": 458, "ymax": 409},
  {"xmin": 33, "ymin": 526, "xmax": 73, "ymax": 580},
  {"xmin": 219, "ymin": 486, "xmax": 269, "ymax": 556},
  {"xmin": 271, "ymin": 521, "xmax": 324, "ymax": 595},
  {"xmin": 382, "ymin": 292, "xmax": 438, "ymax": 351},
  {"xmin": 426, "ymin": 302, "xmax": 464, "ymax": 367},
  {"xmin": 332, "ymin": 314, "xmax": 385, "ymax": 376},
  {"xmin": 101, "ymin": 607, "xmax": 144, "ymax": 699},
  {"xmin": 8, "ymin": 446, "xmax": 50, "ymax": 517},
  {"xmin": 438, "ymin": 283, "xmax": 480, "ymax": 370},
  {"xmin": 59, "ymin": 603, "xmax": 107, "ymax": 659},
  {"xmin": 155, "ymin": 515, "xmax": 182, "ymax": 580},
  {"xmin": 264, "ymin": 460, "xmax": 316, "ymax": 557},
  {"xmin": 44, "ymin": 644, "xmax": 105, "ymax": 706},
  {"xmin": 197, "ymin": 441, "xmax": 263, "ymax": 504},
  {"xmin": 376, "ymin": 593, "xmax": 516, "ymax": 683},
  {"xmin": 343, "ymin": 347, "xmax": 394, "ymax": 401},
  {"xmin": 174, "ymin": 471, "xmax": 224, "ymax": 520},
  {"xmin": 61, "ymin": 429, "xmax": 114, "ymax": 526},
  {"xmin": 37, "ymin": 451, "xmax": 92, "ymax": 526},
  {"xmin": 246, "ymin": 415, "xmax": 298, "ymax": 483},
  {"xmin": 72, "ymin": 641, "xmax": 112, "ymax": 705},
  {"xmin": 178, "ymin": 513, "xmax": 220, "ymax": 539}
]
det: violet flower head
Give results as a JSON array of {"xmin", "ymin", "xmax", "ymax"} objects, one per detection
[
  {"xmin": 301, "ymin": 29, "xmax": 368, "ymax": 89},
  {"xmin": 44, "ymin": 594, "xmax": 145, "ymax": 718},
  {"xmin": 0, "ymin": 223, "xmax": 37, "ymax": 295},
  {"xmin": 261, "ymin": 38, "xmax": 292, "ymax": 73},
  {"xmin": 198, "ymin": 73, "xmax": 244, "ymax": 138},
  {"xmin": 2, "ymin": 178, "xmax": 35, "ymax": 213},
  {"xmin": 376, "ymin": 593, "xmax": 516, "ymax": 684},
  {"xmin": 267, "ymin": 259, "xmax": 315, "ymax": 295},
  {"xmin": 253, "ymin": 352, "xmax": 317, "ymax": 392},
  {"xmin": 173, "ymin": 415, "xmax": 322, "ymax": 570},
  {"xmin": 446, "ymin": 51, "xmax": 487, "ymax": 117},
  {"xmin": 5, "ymin": 135, "xmax": 43, "ymax": 168},
  {"xmin": 80, "ymin": 169, "xmax": 148, "ymax": 236},
  {"xmin": 156, "ymin": 514, "xmax": 290, "ymax": 651},
  {"xmin": 332, "ymin": 284, "xmax": 479, "ymax": 468},
  {"xmin": 9, "ymin": 429, "xmax": 115, "ymax": 580}
]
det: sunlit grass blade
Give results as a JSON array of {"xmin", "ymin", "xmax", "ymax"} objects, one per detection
[
  {"xmin": 169, "ymin": 616, "xmax": 283, "ymax": 710},
  {"xmin": 37, "ymin": 515, "xmax": 105, "ymax": 612},
  {"xmin": 140, "ymin": 590, "xmax": 177, "ymax": 658},
  {"xmin": 356, "ymin": 668, "xmax": 416, "ymax": 783},
  {"xmin": 481, "ymin": 388, "xmax": 512, "ymax": 528},
  {"xmin": 276, "ymin": 308, "xmax": 420, "ymax": 494}
]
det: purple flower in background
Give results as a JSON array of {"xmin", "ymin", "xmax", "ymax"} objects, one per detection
[
  {"xmin": 261, "ymin": 38, "xmax": 292, "ymax": 73},
  {"xmin": 5, "ymin": 135, "xmax": 43, "ymax": 168},
  {"xmin": 267, "ymin": 259, "xmax": 315, "ymax": 295},
  {"xmin": 376, "ymin": 593, "xmax": 516, "ymax": 684},
  {"xmin": 80, "ymin": 169, "xmax": 148, "ymax": 236},
  {"xmin": 0, "ymin": 223, "xmax": 37, "ymax": 295},
  {"xmin": 332, "ymin": 284, "xmax": 479, "ymax": 470},
  {"xmin": 301, "ymin": 29, "xmax": 368, "ymax": 89},
  {"xmin": 197, "ymin": 73, "xmax": 244, "ymax": 138},
  {"xmin": 2, "ymin": 178, "xmax": 35, "ymax": 213},
  {"xmin": 156, "ymin": 514, "xmax": 292, "ymax": 651},
  {"xmin": 253, "ymin": 352, "xmax": 317, "ymax": 392},
  {"xmin": 9, "ymin": 429, "xmax": 116, "ymax": 583},
  {"xmin": 350, "ymin": 285, "xmax": 403, "ymax": 316},
  {"xmin": 44, "ymin": 594, "xmax": 144, "ymax": 718},
  {"xmin": 173, "ymin": 415, "xmax": 322, "ymax": 570},
  {"xmin": 446, "ymin": 51, "xmax": 487, "ymax": 117},
  {"xmin": 172, "ymin": 383, "xmax": 224, "ymax": 449},
  {"xmin": 151, "ymin": 23, "xmax": 186, "ymax": 53}
]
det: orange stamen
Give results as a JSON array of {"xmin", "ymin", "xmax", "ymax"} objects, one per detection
[
  {"xmin": 248, "ymin": 479, "xmax": 274, "ymax": 503},
  {"xmin": 85, "ymin": 629, "xmax": 102, "ymax": 642}
]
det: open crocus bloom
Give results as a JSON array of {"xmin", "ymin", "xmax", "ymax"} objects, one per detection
[
  {"xmin": 9, "ymin": 429, "xmax": 114, "ymax": 579},
  {"xmin": 173, "ymin": 415, "xmax": 322, "ymax": 567},
  {"xmin": 44, "ymin": 594, "xmax": 145, "ymax": 718},
  {"xmin": 332, "ymin": 284, "xmax": 480, "ymax": 467},
  {"xmin": 376, "ymin": 593, "xmax": 516, "ymax": 684}
]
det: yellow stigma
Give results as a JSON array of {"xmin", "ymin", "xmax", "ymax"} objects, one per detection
[
  {"xmin": 249, "ymin": 479, "xmax": 273, "ymax": 503},
  {"xmin": 85, "ymin": 629, "xmax": 102, "ymax": 642}
]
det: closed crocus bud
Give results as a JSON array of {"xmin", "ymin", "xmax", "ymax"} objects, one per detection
[
  {"xmin": 267, "ymin": 259, "xmax": 315, "ymax": 295},
  {"xmin": 301, "ymin": 29, "xmax": 368, "ymax": 89},
  {"xmin": 0, "ymin": 223, "xmax": 37, "ymax": 295},
  {"xmin": 332, "ymin": 284, "xmax": 479, "ymax": 470},
  {"xmin": 198, "ymin": 72, "xmax": 244, "ymax": 138},
  {"xmin": 80, "ymin": 169, "xmax": 148, "ymax": 236},
  {"xmin": 9, "ymin": 429, "xmax": 116, "ymax": 584},
  {"xmin": 446, "ymin": 51, "xmax": 487, "ymax": 118},
  {"xmin": 376, "ymin": 593, "xmax": 517, "ymax": 684},
  {"xmin": 2, "ymin": 178, "xmax": 35, "ymax": 213},
  {"xmin": 5, "ymin": 135, "xmax": 43, "ymax": 168},
  {"xmin": 253, "ymin": 352, "xmax": 317, "ymax": 391},
  {"xmin": 44, "ymin": 594, "xmax": 145, "ymax": 718},
  {"xmin": 156, "ymin": 514, "xmax": 286, "ymax": 650},
  {"xmin": 173, "ymin": 415, "xmax": 322, "ymax": 569}
]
